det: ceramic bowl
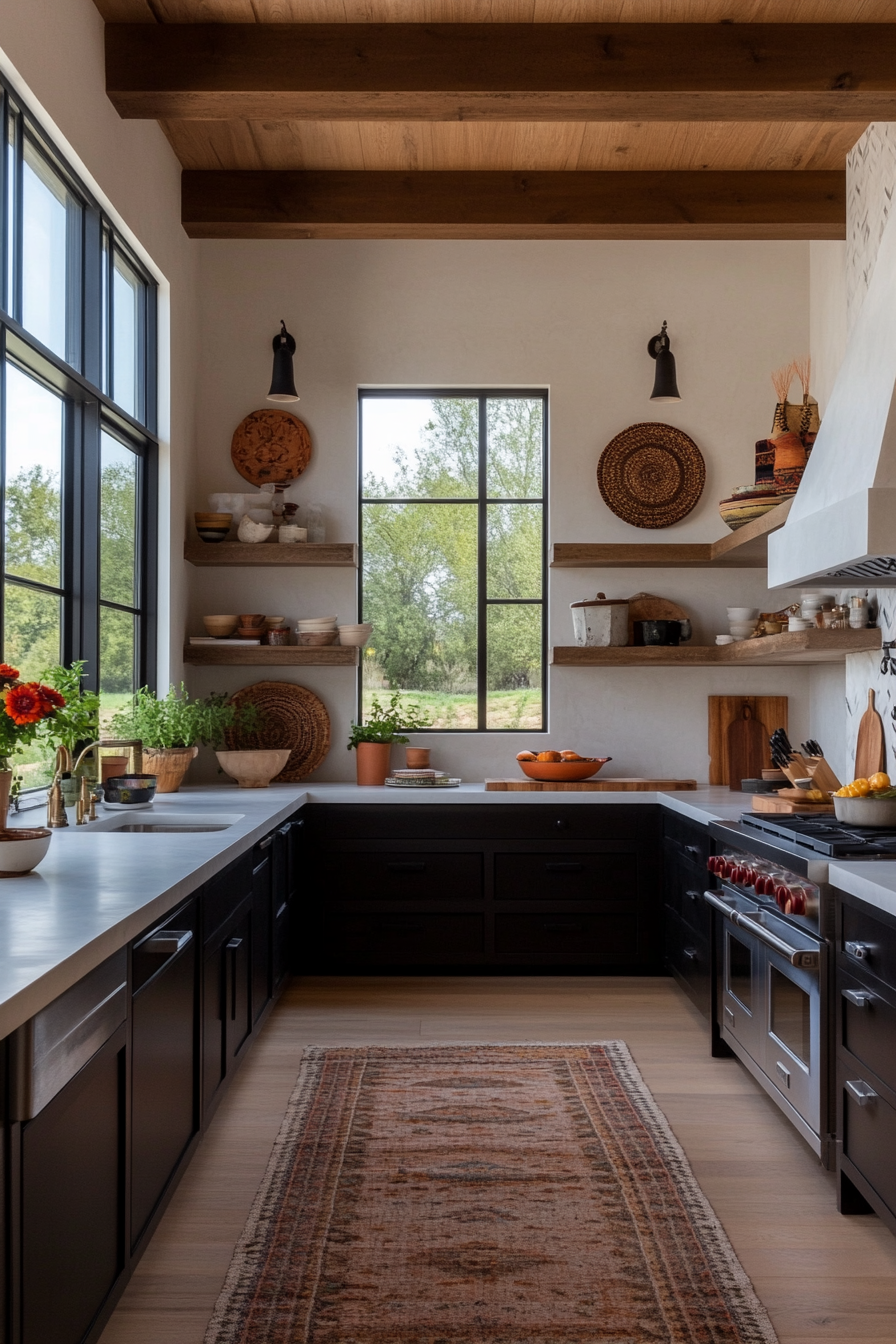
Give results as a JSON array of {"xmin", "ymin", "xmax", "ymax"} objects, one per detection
[
  {"xmin": 236, "ymin": 627, "xmax": 264, "ymax": 640},
  {"xmin": 264, "ymin": 616, "xmax": 285, "ymax": 629},
  {"xmin": 726, "ymin": 607, "xmax": 758, "ymax": 621},
  {"xmin": 215, "ymin": 749, "xmax": 291, "ymax": 789},
  {"xmin": 729, "ymin": 622, "xmax": 756, "ymax": 639},
  {"xmin": 0, "ymin": 827, "xmax": 52, "ymax": 876},
  {"xmin": 833, "ymin": 795, "xmax": 896, "ymax": 827},
  {"xmin": 238, "ymin": 614, "xmax": 266, "ymax": 627},
  {"xmin": 518, "ymin": 757, "xmax": 611, "ymax": 783},
  {"xmin": 299, "ymin": 630, "xmax": 339, "ymax": 646},
  {"xmin": 102, "ymin": 775, "xmax": 158, "ymax": 806},
  {"xmin": 715, "ymin": 634, "xmax": 735, "ymax": 645},
  {"xmin": 196, "ymin": 526, "xmax": 231, "ymax": 543},
  {"xmin": 297, "ymin": 619, "xmax": 338, "ymax": 629},
  {"xmin": 195, "ymin": 512, "xmax": 232, "ymax": 524},
  {"xmin": 203, "ymin": 615, "xmax": 239, "ymax": 637},
  {"xmin": 337, "ymin": 628, "xmax": 372, "ymax": 647}
]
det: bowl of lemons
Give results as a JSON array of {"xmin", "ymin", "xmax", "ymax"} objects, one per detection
[
  {"xmin": 515, "ymin": 750, "xmax": 612, "ymax": 783},
  {"xmin": 833, "ymin": 772, "xmax": 896, "ymax": 825}
]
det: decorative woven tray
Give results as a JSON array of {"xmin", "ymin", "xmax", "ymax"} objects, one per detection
[
  {"xmin": 225, "ymin": 681, "xmax": 330, "ymax": 781},
  {"xmin": 597, "ymin": 422, "xmax": 705, "ymax": 529}
]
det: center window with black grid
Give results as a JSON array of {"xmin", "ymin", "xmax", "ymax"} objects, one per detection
[{"xmin": 359, "ymin": 390, "xmax": 547, "ymax": 732}]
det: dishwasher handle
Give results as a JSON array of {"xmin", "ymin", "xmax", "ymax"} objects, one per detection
[
  {"xmin": 703, "ymin": 890, "xmax": 739, "ymax": 919},
  {"xmin": 734, "ymin": 912, "xmax": 820, "ymax": 969},
  {"xmin": 143, "ymin": 930, "xmax": 193, "ymax": 959}
]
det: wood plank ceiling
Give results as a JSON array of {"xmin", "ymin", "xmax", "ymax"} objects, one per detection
[{"xmin": 94, "ymin": 1, "xmax": 895, "ymax": 239}]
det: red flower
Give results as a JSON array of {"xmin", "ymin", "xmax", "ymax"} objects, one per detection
[
  {"xmin": 0, "ymin": 663, "xmax": 19, "ymax": 683},
  {"xmin": 5, "ymin": 683, "xmax": 52, "ymax": 725},
  {"xmin": 38, "ymin": 685, "xmax": 66, "ymax": 711}
]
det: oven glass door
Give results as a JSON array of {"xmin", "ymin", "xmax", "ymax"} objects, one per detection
[
  {"xmin": 722, "ymin": 925, "xmax": 761, "ymax": 1060},
  {"xmin": 763, "ymin": 950, "xmax": 821, "ymax": 1133}
]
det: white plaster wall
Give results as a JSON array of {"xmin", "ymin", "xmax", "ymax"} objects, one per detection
[
  {"xmin": 0, "ymin": 0, "xmax": 199, "ymax": 686},
  {"xmin": 190, "ymin": 239, "xmax": 812, "ymax": 784},
  {"xmin": 808, "ymin": 241, "xmax": 846, "ymax": 418},
  {"xmin": 846, "ymin": 123, "xmax": 896, "ymax": 334}
]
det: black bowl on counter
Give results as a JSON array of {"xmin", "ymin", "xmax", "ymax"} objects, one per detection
[{"xmin": 102, "ymin": 775, "xmax": 157, "ymax": 807}]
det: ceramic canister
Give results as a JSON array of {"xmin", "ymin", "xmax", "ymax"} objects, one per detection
[{"xmin": 570, "ymin": 593, "xmax": 629, "ymax": 647}]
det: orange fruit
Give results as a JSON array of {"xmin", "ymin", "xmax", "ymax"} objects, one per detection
[
  {"xmin": 852, "ymin": 778, "xmax": 872, "ymax": 796},
  {"xmin": 559, "ymin": 750, "xmax": 581, "ymax": 760},
  {"xmin": 869, "ymin": 772, "xmax": 891, "ymax": 792},
  {"xmin": 536, "ymin": 751, "xmax": 562, "ymax": 763},
  {"xmin": 516, "ymin": 751, "xmax": 536, "ymax": 761}
]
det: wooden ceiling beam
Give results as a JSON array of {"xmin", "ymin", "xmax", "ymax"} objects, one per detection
[
  {"xmin": 181, "ymin": 168, "xmax": 845, "ymax": 240},
  {"xmin": 106, "ymin": 22, "xmax": 896, "ymax": 122}
]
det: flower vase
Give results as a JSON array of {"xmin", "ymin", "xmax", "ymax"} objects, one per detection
[{"xmin": 355, "ymin": 742, "xmax": 392, "ymax": 786}]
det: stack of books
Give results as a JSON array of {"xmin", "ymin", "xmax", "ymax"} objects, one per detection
[{"xmin": 385, "ymin": 769, "xmax": 460, "ymax": 788}]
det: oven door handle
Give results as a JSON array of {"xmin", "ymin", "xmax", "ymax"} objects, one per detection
[
  {"xmin": 734, "ymin": 912, "xmax": 820, "ymax": 969},
  {"xmin": 703, "ymin": 890, "xmax": 739, "ymax": 920}
]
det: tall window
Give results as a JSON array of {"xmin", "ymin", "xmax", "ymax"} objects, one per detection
[
  {"xmin": 0, "ymin": 81, "xmax": 158, "ymax": 783},
  {"xmin": 360, "ymin": 390, "xmax": 547, "ymax": 732}
]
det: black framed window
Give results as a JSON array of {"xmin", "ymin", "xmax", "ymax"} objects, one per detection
[
  {"xmin": 359, "ymin": 390, "xmax": 547, "ymax": 732},
  {"xmin": 0, "ymin": 78, "xmax": 158, "ymax": 784}
]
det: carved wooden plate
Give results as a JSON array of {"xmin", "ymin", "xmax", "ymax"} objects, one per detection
[
  {"xmin": 597, "ymin": 422, "xmax": 705, "ymax": 529},
  {"xmin": 231, "ymin": 409, "xmax": 312, "ymax": 487}
]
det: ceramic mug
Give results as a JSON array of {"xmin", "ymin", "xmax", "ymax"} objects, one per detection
[{"xmin": 638, "ymin": 619, "xmax": 692, "ymax": 647}]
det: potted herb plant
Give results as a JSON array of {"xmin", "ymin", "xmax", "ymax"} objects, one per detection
[
  {"xmin": 109, "ymin": 685, "xmax": 208, "ymax": 792},
  {"xmin": 347, "ymin": 691, "xmax": 431, "ymax": 786},
  {"xmin": 191, "ymin": 692, "xmax": 283, "ymax": 789}
]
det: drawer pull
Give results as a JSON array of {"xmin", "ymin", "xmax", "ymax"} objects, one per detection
[
  {"xmin": 276, "ymin": 901, "xmax": 288, "ymax": 920},
  {"xmin": 683, "ymin": 947, "xmax": 698, "ymax": 962},
  {"xmin": 684, "ymin": 889, "xmax": 701, "ymax": 902},
  {"xmin": 144, "ymin": 930, "xmax": 192, "ymax": 957},
  {"xmin": 842, "ymin": 988, "xmax": 875, "ymax": 1009},
  {"xmin": 542, "ymin": 921, "xmax": 585, "ymax": 932},
  {"xmin": 846, "ymin": 941, "xmax": 873, "ymax": 962},
  {"xmin": 775, "ymin": 1061, "xmax": 791, "ymax": 1089},
  {"xmin": 258, "ymin": 835, "xmax": 274, "ymax": 851},
  {"xmin": 386, "ymin": 862, "xmax": 426, "ymax": 873},
  {"xmin": 845, "ymin": 1079, "xmax": 878, "ymax": 1107},
  {"xmin": 685, "ymin": 845, "xmax": 702, "ymax": 860},
  {"xmin": 545, "ymin": 862, "xmax": 584, "ymax": 873}
]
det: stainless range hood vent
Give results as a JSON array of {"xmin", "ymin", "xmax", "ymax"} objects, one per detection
[{"xmin": 826, "ymin": 558, "xmax": 896, "ymax": 580}]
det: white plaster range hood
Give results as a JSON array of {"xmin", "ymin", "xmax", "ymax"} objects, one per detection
[{"xmin": 769, "ymin": 207, "xmax": 896, "ymax": 589}]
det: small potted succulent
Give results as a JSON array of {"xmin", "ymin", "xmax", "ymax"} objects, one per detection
[{"xmin": 347, "ymin": 691, "xmax": 431, "ymax": 786}]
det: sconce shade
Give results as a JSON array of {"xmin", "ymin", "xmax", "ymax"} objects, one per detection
[
  {"xmin": 268, "ymin": 320, "xmax": 299, "ymax": 402},
  {"xmin": 647, "ymin": 321, "xmax": 681, "ymax": 402}
]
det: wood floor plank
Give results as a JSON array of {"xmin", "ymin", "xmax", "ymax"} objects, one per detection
[{"xmin": 98, "ymin": 975, "xmax": 896, "ymax": 1344}]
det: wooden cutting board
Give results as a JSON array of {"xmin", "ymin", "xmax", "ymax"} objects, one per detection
[
  {"xmin": 855, "ymin": 688, "xmax": 885, "ymax": 780},
  {"xmin": 627, "ymin": 592, "xmax": 689, "ymax": 645},
  {"xmin": 708, "ymin": 695, "xmax": 788, "ymax": 786},
  {"xmin": 751, "ymin": 793, "xmax": 834, "ymax": 814},
  {"xmin": 486, "ymin": 778, "xmax": 698, "ymax": 792},
  {"xmin": 727, "ymin": 703, "xmax": 768, "ymax": 794}
]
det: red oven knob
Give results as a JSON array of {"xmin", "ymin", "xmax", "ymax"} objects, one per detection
[
  {"xmin": 737, "ymin": 865, "xmax": 751, "ymax": 885},
  {"xmin": 707, "ymin": 856, "xmax": 718, "ymax": 874},
  {"xmin": 758, "ymin": 875, "xmax": 776, "ymax": 896},
  {"xmin": 775, "ymin": 884, "xmax": 794, "ymax": 913}
]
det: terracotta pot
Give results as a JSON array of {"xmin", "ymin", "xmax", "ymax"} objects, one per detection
[
  {"xmin": 215, "ymin": 749, "xmax": 291, "ymax": 788},
  {"xmin": 0, "ymin": 769, "xmax": 11, "ymax": 829},
  {"xmin": 405, "ymin": 747, "xmax": 431, "ymax": 769},
  {"xmin": 142, "ymin": 746, "xmax": 198, "ymax": 793},
  {"xmin": 355, "ymin": 742, "xmax": 392, "ymax": 786}
]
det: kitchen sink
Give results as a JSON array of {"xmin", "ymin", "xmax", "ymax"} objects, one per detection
[{"xmin": 80, "ymin": 812, "xmax": 244, "ymax": 833}]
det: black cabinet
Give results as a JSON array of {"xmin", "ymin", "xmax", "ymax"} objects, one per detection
[
  {"xmin": 835, "ymin": 891, "xmax": 896, "ymax": 1228},
  {"xmin": 662, "ymin": 813, "xmax": 713, "ymax": 1018},
  {"xmin": 21, "ymin": 1024, "xmax": 126, "ymax": 1344},
  {"xmin": 251, "ymin": 837, "xmax": 273, "ymax": 1023},
  {"xmin": 130, "ymin": 899, "xmax": 199, "ymax": 1252},
  {"xmin": 301, "ymin": 804, "xmax": 663, "ymax": 971},
  {"xmin": 203, "ymin": 898, "xmax": 253, "ymax": 1116}
]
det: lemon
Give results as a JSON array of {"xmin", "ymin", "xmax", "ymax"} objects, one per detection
[{"xmin": 869, "ymin": 772, "xmax": 891, "ymax": 792}]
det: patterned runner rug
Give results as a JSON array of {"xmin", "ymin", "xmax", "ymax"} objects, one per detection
[{"xmin": 205, "ymin": 1043, "xmax": 778, "ymax": 1344}]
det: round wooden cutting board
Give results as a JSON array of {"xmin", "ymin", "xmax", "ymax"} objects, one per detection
[{"xmin": 230, "ymin": 409, "xmax": 312, "ymax": 487}]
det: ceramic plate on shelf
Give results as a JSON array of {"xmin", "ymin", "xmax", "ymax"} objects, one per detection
[{"xmin": 225, "ymin": 681, "xmax": 330, "ymax": 781}]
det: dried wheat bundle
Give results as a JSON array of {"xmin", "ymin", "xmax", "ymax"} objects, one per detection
[
  {"xmin": 771, "ymin": 362, "xmax": 795, "ymax": 403},
  {"xmin": 794, "ymin": 355, "xmax": 812, "ymax": 400}
]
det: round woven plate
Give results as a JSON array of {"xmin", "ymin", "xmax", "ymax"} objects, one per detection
[
  {"xmin": 597, "ymin": 422, "xmax": 705, "ymax": 529},
  {"xmin": 225, "ymin": 682, "xmax": 330, "ymax": 781},
  {"xmin": 231, "ymin": 409, "xmax": 312, "ymax": 487}
]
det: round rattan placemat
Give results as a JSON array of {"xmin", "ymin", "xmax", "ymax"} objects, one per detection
[
  {"xmin": 225, "ymin": 682, "xmax": 330, "ymax": 781},
  {"xmin": 597, "ymin": 422, "xmax": 705, "ymax": 529},
  {"xmin": 231, "ymin": 409, "xmax": 312, "ymax": 487}
]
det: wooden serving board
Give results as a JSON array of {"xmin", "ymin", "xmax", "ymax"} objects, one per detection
[
  {"xmin": 708, "ymin": 695, "xmax": 788, "ymax": 786},
  {"xmin": 751, "ymin": 793, "xmax": 834, "ymax": 814},
  {"xmin": 486, "ymin": 777, "xmax": 698, "ymax": 792},
  {"xmin": 855, "ymin": 687, "xmax": 885, "ymax": 781}
]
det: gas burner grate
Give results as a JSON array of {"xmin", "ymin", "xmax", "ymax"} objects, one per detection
[{"xmin": 741, "ymin": 812, "xmax": 896, "ymax": 857}]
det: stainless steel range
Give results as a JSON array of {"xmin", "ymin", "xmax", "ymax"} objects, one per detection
[{"xmin": 706, "ymin": 812, "xmax": 896, "ymax": 1168}]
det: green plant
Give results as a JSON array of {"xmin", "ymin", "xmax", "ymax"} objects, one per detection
[
  {"xmin": 38, "ymin": 661, "xmax": 101, "ymax": 760},
  {"xmin": 347, "ymin": 690, "xmax": 431, "ymax": 750},
  {"xmin": 110, "ymin": 685, "xmax": 262, "ymax": 751}
]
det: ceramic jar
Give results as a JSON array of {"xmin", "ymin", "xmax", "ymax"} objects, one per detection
[{"xmin": 570, "ymin": 594, "xmax": 629, "ymax": 647}]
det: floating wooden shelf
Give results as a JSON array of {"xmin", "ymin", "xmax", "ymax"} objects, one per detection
[
  {"xmin": 551, "ymin": 497, "xmax": 793, "ymax": 569},
  {"xmin": 183, "ymin": 644, "xmax": 358, "ymax": 666},
  {"xmin": 185, "ymin": 541, "xmax": 357, "ymax": 567},
  {"xmin": 551, "ymin": 627, "xmax": 882, "ymax": 668}
]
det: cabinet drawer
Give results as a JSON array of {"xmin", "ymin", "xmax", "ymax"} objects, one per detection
[
  {"xmin": 841, "ymin": 901, "xmax": 896, "ymax": 993},
  {"xmin": 322, "ymin": 912, "xmax": 485, "ymax": 965},
  {"xmin": 203, "ymin": 853, "xmax": 253, "ymax": 943},
  {"xmin": 840, "ymin": 1061, "xmax": 896, "ymax": 1220},
  {"xmin": 839, "ymin": 971, "xmax": 896, "ymax": 1096},
  {"xmin": 332, "ymin": 852, "xmax": 482, "ymax": 900},
  {"xmin": 308, "ymin": 803, "xmax": 660, "ymax": 842},
  {"xmin": 495, "ymin": 851, "xmax": 637, "ymax": 902},
  {"xmin": 663, "ymin": 814, "xmax": 710, "ymax": 865},
  {"xmin": 665, "ymin": 907, "xmax": 711, "ymax": 1018},
  {"xmin": 494, "ymin": 912, "xmax": 637, "ymax": 958}
]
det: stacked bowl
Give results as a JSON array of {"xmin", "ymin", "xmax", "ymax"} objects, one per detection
[
  {"xmin": 297, "ymin": 616, "xmax": 338, "ymax": 647},
  {"xmin": 727, "ymin": 606, "xmax": 758, "ymax": 641},
  {"xmin": 194, "ymin": 512, "xmax": 232, "ymax": 542},
  {"xmin": 337, "ymin": 623, "xmax": 373, "ymax": 647}
]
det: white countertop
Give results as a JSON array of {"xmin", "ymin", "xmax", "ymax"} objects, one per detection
[{"xmin": 2, "ymin": 779, "xmax": 878, "ymax": 1042}]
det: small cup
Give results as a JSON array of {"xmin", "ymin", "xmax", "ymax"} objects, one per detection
[{"xmin": 715, "ymin": 634, "xmax": 735, "ymax": 645}]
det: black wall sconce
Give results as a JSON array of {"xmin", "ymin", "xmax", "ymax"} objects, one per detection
[
  {"xmin": 267, "ymin": 320, "xmax": 299, "ymax": 402},
  {"xmin": 647, "ymin": 321, "xmax": 681, "ymax": 402}
]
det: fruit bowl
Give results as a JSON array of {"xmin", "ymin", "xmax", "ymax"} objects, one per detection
[
  {"xmin": 833, "ymin": 795, "xmax": 896, "ymax": 827},
  {"xmin": 517, "ymin": 757, "xmax": 611, "ymax": 783}
]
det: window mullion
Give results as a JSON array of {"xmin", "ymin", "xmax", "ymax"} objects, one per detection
[
  {"xmin": 11, "ymin": 108, "xmax": 23, "ymax": 325},
  {"xmin": 76, "ymin": 399, "xmax": 101, "ymax": 690},
  {"xmin": 477, "ymin": 396, "xmax": 488, "ymax": 733}
]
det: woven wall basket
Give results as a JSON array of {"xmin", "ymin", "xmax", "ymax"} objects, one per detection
[
  {"xmin": 597, "ymin": 422, "xmax": 706, "ymax": 529},
  {"xmin": 225, "ymin": 682, "xmax": 330, "ymax": 782}
]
